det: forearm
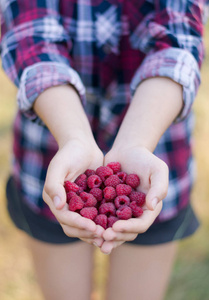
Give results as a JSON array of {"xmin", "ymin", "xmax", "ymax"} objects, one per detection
[
  {"xmin": 33, "ymin": 85, "xmax": 95, "ymax": 148},
  {"xmin": 113, "ymin": 77, "xmax": 183, "ymax": 152}
]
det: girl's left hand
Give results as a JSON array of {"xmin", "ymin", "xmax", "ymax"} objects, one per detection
[{"xmin": 100, "ymin": 146, "xmax": 169, "ymax": 254}]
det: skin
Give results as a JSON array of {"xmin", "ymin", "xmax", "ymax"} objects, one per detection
[
  {"xmin": 101, "ymin": 77, "xmax": 183, "ymax": 253},
  {"xmin": 34, "ymin": 77, "xmax": 183, "ymax": 254},
  {"xmin": 34, "ymin": 85, "xmax": 105, "ymax": 247},
  {"xmin": 30, "ymin": 77, "xmax": 183, "ymax": 299}
]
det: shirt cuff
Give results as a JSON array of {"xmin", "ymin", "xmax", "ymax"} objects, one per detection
[
  {"xmin": 130, "ymin": 48, "xmax": 201, "ymax": 122},
  {"xmin": 17, "ymin": 62, "xmax": 86, "ymax": 122}
]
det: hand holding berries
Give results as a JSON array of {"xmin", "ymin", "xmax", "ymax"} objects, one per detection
[
  {"xmin": 64, "ymin": 161, "xmax": 148, "ymax": 253},
  {"xmin": 100, "ymin": 146, "xmax": 168, "ymax": 254},
  {"xmin": 64, "ymin": 162, "xmax": 145, "ymax": 228},
  {"xmin": 42, "ymin": 138, "xmax": 105, "ymax": 247}
]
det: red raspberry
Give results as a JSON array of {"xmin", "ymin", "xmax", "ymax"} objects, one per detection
[
  {"xmin": 129, "ymin": 191, "xmax": 146, "ymax": 206},
  {"xmin": 80, "ymin": 207, "xmax": 98, "ymax": 220},
  {"xmin": 96, "ymin": 166, "xmax": 113, "ymax": 181},
  {"xmin": 87, "ymin": 175, "xmax": 102, "ymax": 189},
  {"xmin": 106, "ymin": 162, "xmax": 121, "ymax": 174},
  {"xmin": 89, "ymin": 188, "xmax": 103, "ymax": 201},
  {"xmin": 94, "ymin": 214, "xmax": 108, "ymax": 229},
  {"xmin": 116, "ymin": 184, "xmax": 132, "ymax": 196},
  {"xmin": 75, "ymin": 174, "xmax": 87, "ymax": 190},
  {"xmin": 100, "ymin": 198, "xmax": 107, "ymax": 205},
  {"xmin": 129, "ymin": 201, "xmax": 144, "ymax": 217},
  {"xmin": 116, "ymin": 206, "xmax": 132, "ymax": 220},
  {"xmin": 85, "ymin": 169, "xmax": 96, "ymax": 177},
  {"xmin": 64, "ymin": 181, "xmax": 79, "ymax": 193},
  {"xmin": 69, "ymin": 195, "xmax": 84, "ymax": 212},
  {"xmin": 117, "ymin": 172, "xmax": 127, "ymax": 183},
  {"xmin": 80, "ymin": 192, "xmax": 97, "ymax": 207},
  {"xmin": 114, "ymin": 195, "xmax": 130, "ymax": 209},
  {"xmin": 107, "ymin": 216, "xmax": 119, "ymax": 228},
  {"xmin": 99, "ymin": 202, "xmax": 116, "ymax": 217},
  {"xmin": 126, "ymin": 174, "xmax": 140, "ymax": 189},
  {"xmin": 76, "ymin": 186, "xmax": 84, "ymax": 195},
  {"xmin": 104, "ymin": 175, "xmax": 120, "ymax": 188},
  {"xmin": 103, "ymin": 186, "xmax": 117, "ymax": 201},
  {"xmin": 66, "ymin": 191, "xmax": 76, "ymax": 203}
]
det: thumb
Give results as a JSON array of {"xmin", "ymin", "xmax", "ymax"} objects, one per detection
[
  {"xmin": 145, "ymin": 166, "xmax": 169, "ymax": 211},
  {"xmin": 43, "ymin": 158, "xmax": 69, "ymax": 210}
]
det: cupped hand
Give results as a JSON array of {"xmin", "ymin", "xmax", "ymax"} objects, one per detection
[
  {"xmin": 100, "ymin": 146, "xmax": 169, "ymax": 254},
  {"xmin": 42, "ymin": 138, "xmax": 105, "ymax": 246}
]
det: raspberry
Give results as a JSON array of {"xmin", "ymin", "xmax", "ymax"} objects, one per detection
[
  {"xmin": 103, "ymin": 186, "xmax": 117, "ymax": 201},
  {"xmin": 96, "ymin": 166, "xmax": 113, "ymax": 181},
  {"xmin": 66, "ymin": 191, "xmax": 76, "ymax": 203},
  {"xmin": 85, "ymin": 169, "xmax": 96, "ymax": 177},
  {"xmin": 65, "ymin": 163, "xmax": 145, "ymax": 226},
  {"xmin": 80, "ymin": 192, "xmax": 97, "ymax": 207},
  {"xmin": 75, "ymin": 174, "xmax": 87, "ymax": 190},
  {"xmin": 100, "ymin": 198, "xmax": 107, "ymax": 205},
  {"xmin": 76, "ymin": 186, "xmax": 84, "ymax": 195},
  {"xmin": 87, "ymin": 174, "xmax": 102, "ymax": 189},
  {"xmin": 116, "ymin": 184, "xmax": 132, "ymax": 196},
  {"xmin": 80, "ymin": 207, "xmax": 98, "ymax": 220},
  {"xmin": 107, "ymin": 216, "xmax": 119, "ymax": 228},
  {"xmin": 114, "ymin": 195, "xmax": 130, "ymax": 209},
  {"xmin": 129, "ymin": 191, "xmax": 146, "ymax": 206},
  {"xmin": 116, "ymin": 206, "xmax": 132, "ymax": 220},
  {"xmin": 104, "ymin": 175, "xmax": 120, "ymax": 188},
  {"xmin": 126, "ymin": 174, "xmax": 140, "ymax": 189},
  {"xmin": 94, "ymin": 214, "xmax": 108, "ymax": 229},
  {"xmin": 129, "ymin": 201, "xmax": 144, "ymax": 217},
  {"xmin": 64, "ymin": 181, "xmax": 79, "ymax": 193},
  {"xmin": 89, "ymin": 188, "xmax": 103, "ymax": 201},
  {"xmin": 69, "ymin": 195, "xmax": 84, "ymax": 212},
  {"xmin": 99, "ymin": 202, "xmax": 116, "ymax": 217},
  {"xmin": 107, "ymin": 162, "xmax": 121, "ymax": 174},
  {"xmin": 117, "ymin": 172, "xmax": 127, "ymax": 183}
]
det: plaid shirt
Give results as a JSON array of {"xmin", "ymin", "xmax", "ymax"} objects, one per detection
[{"xmin": 0, "ymin": 0, "xmax": 208, "ymax": 222}]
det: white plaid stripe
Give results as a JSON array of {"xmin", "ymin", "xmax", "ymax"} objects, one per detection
[
  {"xmin": 130, "ymin": 47, "xmax": 200, "ymax": 122},
  {"xmin": 18, "ymin": 62, "xmax": 86, "ymax": 121},
  {"xmin": 95, "ymin": 5, "xmax": 121, "ymax": 47}
]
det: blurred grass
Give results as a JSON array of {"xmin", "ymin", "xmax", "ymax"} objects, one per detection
[
  {"xmin": 0, "ymin": 23, "xmax": 209, "ymax": 300},
  {"xmin": 164, "ymin": 22, "xmax": 209, "ymax": 300}
]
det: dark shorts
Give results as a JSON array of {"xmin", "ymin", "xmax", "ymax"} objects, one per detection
[{"xmin": 6, "ymin": 176, "xmax": 200, "ymax": 245}]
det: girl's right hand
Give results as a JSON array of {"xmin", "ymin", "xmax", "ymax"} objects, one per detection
[{"xmin": 42, "ymin": 138, "xmax": 105, "ymax": 247}]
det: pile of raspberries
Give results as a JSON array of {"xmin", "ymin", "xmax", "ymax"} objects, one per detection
[{"xmin": 64, "ymin": 162, "xmax": 145, "ymax": 229}]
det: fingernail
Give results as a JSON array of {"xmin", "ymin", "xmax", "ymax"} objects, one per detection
[
  {"xmin": 53, "ymin": 196, "xmax": 61, "ymax": 208},
  {"xmin": 152, "ymin": 198, "xmax": 158, "ymax": 210},
  {"xmin": 93, "ymin": 242, "xmax": 99, "ymax": 248}
]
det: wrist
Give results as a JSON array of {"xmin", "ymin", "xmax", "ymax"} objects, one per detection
[
  {"xmin": 112, "ymin": 77, "xmax": 183, "ymax": 153},
  {"xmin": 112, "ymin": 138, "xmax": 154, "ymax": 154},
  {"xmin": 58, "ymin": 133, "xmax": 98, "ymax": 151},
  {"xmin": 34, "ymin": 84, "xmax": 96, "ymax": 148}
]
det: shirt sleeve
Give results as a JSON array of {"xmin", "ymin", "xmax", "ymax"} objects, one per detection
[
  {"xmin": 0, "ymin": 0, "xmax": 85, "ymax": 122},
  {"xmin": 130, "ymin": 0, "xmax": 207, "ymax": 122}
]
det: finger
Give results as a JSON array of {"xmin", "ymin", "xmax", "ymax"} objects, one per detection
[
  {"xmin": 79, "ymin": 238, "xmax": 95, "ymax": 244},
  {"xmin": 92, "ymin": 237, "xmax": 104, "ymax": 248},
  {"xmin": 43, "ymin": 154, "xmax": 76, "ymax": 210},
  {"xmin": 146, "ymin": 161, "xmax": 169, "ymax": 210},
  {"xmin": 100, "ymin": 240, "xmax": 124, "ymax": 254},
  {"xmin": 80, "ymin": 237, "xmax": 104, "ymax": 247},
  {"xmin": 62, "ymin": 224, "xmax": 100, "ymax": 239},
  {"xmin": 58, "ymin": 211, "xmax": 98, "ymax": 232},
  {"xmin": 112, "ymin": 201, "xmax": 162, "ymax": 233},
  {"xmin": 103, "ymin": 228, "xmax": 137, "ymax": 242},
  {"xmin": 43, "ymin": 194, "xmax": 97, "ymax": 232}
]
